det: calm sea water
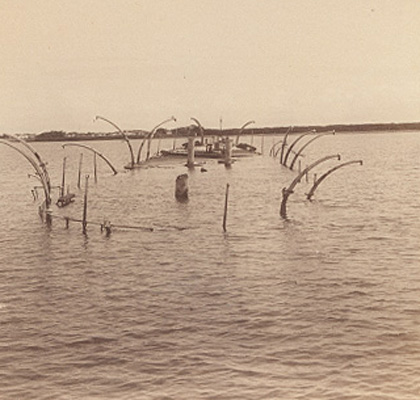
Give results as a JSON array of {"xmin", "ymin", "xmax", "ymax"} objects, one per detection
[{"xmin": 0, "ymin": 131, "xmax": 419, "ymax": 399}]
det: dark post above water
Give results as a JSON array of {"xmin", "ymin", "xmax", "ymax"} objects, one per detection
[
  {"xmin": 223, "ymin": 183, "xmax": 230, "ymax": 233},
  {"xmin": 82, "ymin": 175, "xmax": 89, "ymax": 234}
]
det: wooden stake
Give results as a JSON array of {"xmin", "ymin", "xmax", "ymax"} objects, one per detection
[
  {"xmin": 61, "ymin": 157, "xmax": 67, "ymax": 197},
  {"xmin": 82, "ymin": 175, "xmax": 89, "ymax": 234},
  {"xmin": 224, "ymin": 138, "xmax": 232, "ymax": 167},
  {"xmin": 223, "ymin": 183, "xmax": 230, "ymax": 232},
  {"xmin": 187, "ymin": 136, "xmax": 195, "ymax": 168},
  {"xmin": 77, "ymin": 153, "xmax": 83, "ymax": 189},
  {"xmin": 93, "ymin": 153, "xmax": 97, "ymax": 183}
]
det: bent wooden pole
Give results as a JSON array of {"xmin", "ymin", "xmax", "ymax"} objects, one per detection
[
  {"xmin": 282, "ymin": 129, "xmax": 316, "ymax": 167},
  {"xmin": 95, "ymin": 115, "xmax": 135, "ymax": 168},
  {"xmin": 306, "ymin": 160, "xmax": 363, "ymax": 200},
  {"xmin": 235, "ymin": 120, "xmax": 255, "ymax": 145},
  {"xmin": 289, "ymin": 130, "xmax": 336, "ymax": 171},
  {"xmin": 0, "ymin": 139, "xmax": 51, "ymax": 207},
  {"xmin": 280, "ymin": 154, "xmax": 340, "ymax": 219},
  {"xmin": 141, "ymin": 116, "xmax": 176, "ymax": 163},
  {"xmin": 62, "ymin": 143, "xmax": 118, "ymax": 175},
  {"xmin": 269, "ymin": 139, "xmax": 281, "ymax": 157},
  {"xmin": 4, "ymin": 134, "xmax": 51, "ymax": 192},
  {"xmin": 272, "ymin": 127, "xmax": 293, "ymax": 158},
  {"xmin": 190, "ymin": 117, "xmax": 205, "ymax": 145},
  {"xmin": 269, "ymin": 127, "xmax": 291, "ymax": 157},
  {"xmin": 279, "ymin": 126, "xmax": 293, "ymax": 165}
]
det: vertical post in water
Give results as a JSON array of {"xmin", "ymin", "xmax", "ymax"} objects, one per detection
[
  {"xmin": 223, "ymin": 183, "xmax": 230, "ymax": 233},
  {"xmin": 261, "ymin": 135, "xmax": 265, "ymax": 155},
  {"xmin": 77, "ymin": 153, "xmax": 83, "ymax": 189},
  {"xmin": 156, "ymin": 138, "xmax": 161, "ymax": 156},
  {"xmin": 187, "ymin": 136, "xmax": 195, "ymax": 168},
  {"xmin": 224, "ymin": 137, "xmax": 232, "ymax": 167},
  {"xmin": 61, "ymin": 156, "xmax": 67, "ymax": 197},
  {"xmin": 82, "ymin": 175, "xmax": 89, "ymax": 234},
  {"xmin": 93, "ymin": 153, "xmax": 97, "ymax": 183}
]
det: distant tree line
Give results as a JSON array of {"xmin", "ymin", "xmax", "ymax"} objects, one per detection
[{"xmin": 3, "ymin": 122, "xmax": 420, "ymax": 142}]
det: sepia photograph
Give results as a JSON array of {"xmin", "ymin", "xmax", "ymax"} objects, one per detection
[{"xmin": 1, "ymin": 1, "xmax": 419, "ymax": 399}]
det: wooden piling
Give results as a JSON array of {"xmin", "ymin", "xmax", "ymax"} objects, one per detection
[
  {"xmin": 175, "ymin": 174, "xmax": 189, "ymax": 201},
  {"xmin": 261, "ymin": 135, "xmax": 265, "ymax": 155},
  {"xmin": 156, "ymin": 138, "xmax": 161, "ymax": 156},
  {"xmin": 187, "ymin": 136, "xmax": 195, "ymax": 168},
  {"xmin": 77, "ymin": 153, "xmax": 83, "ymax": 189},
  {"xmin": 82, "ymin": 175, "xmax": 89, "ymax": 234},
  {"xmin": 224, "ymin": 138, "xmax": 232, "ymax": 167},
  {"xmin": 61, "ymin": 157, "xmax": 67, "ymax": 197},
  {"xmin": 223, "ymin": 183, "xmax": 230, "ymax": 232},
  {"xmin": 93, "ymin": 153, "xmax": 97, "ymax": 183}
]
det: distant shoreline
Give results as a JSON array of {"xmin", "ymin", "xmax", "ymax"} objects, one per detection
[{"xmin": 2, "ymin": 122, "xmax": 420, "ymax": 142}]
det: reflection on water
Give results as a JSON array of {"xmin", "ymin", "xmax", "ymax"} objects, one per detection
[{"xmin": 0, "ymin": 132, "xmax": 420, "ymax": 399}]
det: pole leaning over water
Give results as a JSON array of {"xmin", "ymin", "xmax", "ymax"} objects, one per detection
[
  {"xmin": 306, "ymin": 160, "xmax": 363, "ymax": 201},
  {"xmin": 289, "ymin": 130, "xmax": 336, "ymax": 171},
  {"xmin": 279, "ymin": 126, "xmax": 293, "ymax": 165},
  {"xmin": 280, "ymin": 154, "xmax": 341, "ymax": 219},
  {"xmin": 63, "ymin": 143, "xmax": 118, "ymax": 175},
  {"xmin": 95, "ymin": 115, "xmax": 135, "ymax": 168},
  {"xmin": 4, "ymin": 134, "xmax": 52, "ymax": 193},
  {"xmin": 0, "ymin": 139, "xmax": 52, "ymax": 208}
]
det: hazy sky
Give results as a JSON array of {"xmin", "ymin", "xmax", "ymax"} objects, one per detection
[{"xmin": 1, "ymin": 0, "xmax": 420, "ymax": 133}]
